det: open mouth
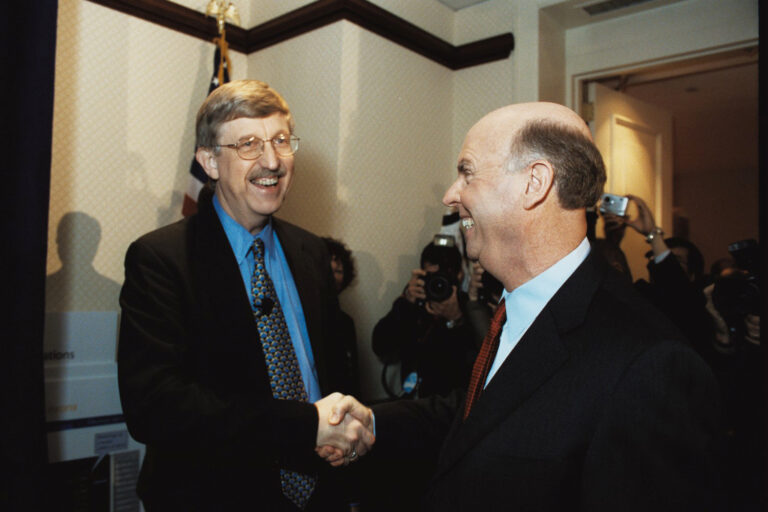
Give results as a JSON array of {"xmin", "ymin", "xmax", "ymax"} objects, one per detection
[
  {"xmin": 461, "ymin": 217, "xmax": 475, "ymax": 231},
  {"xmin": 250, "ymin": 176, "xmax": 279, "ymax": 187}
]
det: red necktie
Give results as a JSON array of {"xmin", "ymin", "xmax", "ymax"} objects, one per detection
[{"xmin": 463, "ymin": 299, "xmax": 506, "ymax": 420}]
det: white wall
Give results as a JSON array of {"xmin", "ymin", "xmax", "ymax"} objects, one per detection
[{"xmin": 48, "ymin": 0, "xmax": 249, "ymax": 312}]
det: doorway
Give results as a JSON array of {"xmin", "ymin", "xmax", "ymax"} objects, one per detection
[{"xmin": 580, "ymin": 46, "xmax": 759, "ymax": 279}]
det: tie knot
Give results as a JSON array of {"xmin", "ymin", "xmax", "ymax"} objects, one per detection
[{"xmin": 252, "ymin": 238, "xmax": 265, "ymax": 261}]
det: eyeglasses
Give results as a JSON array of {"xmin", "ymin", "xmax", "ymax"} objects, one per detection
[{"xmin": 216, "ymin": 134, "xmax": 300, "ymax": 160}]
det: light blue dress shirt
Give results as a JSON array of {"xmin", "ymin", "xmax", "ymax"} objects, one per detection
[
  {"xmin": 485, "ymin": 237, "xmax": 591, "ymax": 387},
  {"xmin": 213, "ymin": 196, "xmax": 322, "ymax": 403}
]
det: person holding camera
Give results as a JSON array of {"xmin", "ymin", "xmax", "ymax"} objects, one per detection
[
  {"xmin": 372, "ymin": 239, "xmax": 479, "ymax": 399},
  {"xmin": 601, "ymin": 194, "xmax": 716, "ymax": 360}
]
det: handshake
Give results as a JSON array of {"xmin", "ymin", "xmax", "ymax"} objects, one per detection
[{"xmin": 314, "ymin": 392, "xmax": 375, "ymax": 467}]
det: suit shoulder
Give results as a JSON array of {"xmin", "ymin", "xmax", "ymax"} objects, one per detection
[
  {"xmin": 572, "ymin": 273, "xmax": 700, "ymax": 374},
  {"xmin": 132, "ymin": 217, "xmax": 189, "ymax": 247},
  {"xmin": 598, "ymin": 267, "xmax": 683, "ymax": 338},
  {"xmin": 125, "ymin": 217, "xmax": 196, "ymax": 267},
  {"xmin": 273, "ymin": 217, "xmax": 328, "ymax": 253}
]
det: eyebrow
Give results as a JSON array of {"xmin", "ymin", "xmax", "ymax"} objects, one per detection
[{"xmin": 236, "ymin": 131, "xmax": 289, "ymax": 141}]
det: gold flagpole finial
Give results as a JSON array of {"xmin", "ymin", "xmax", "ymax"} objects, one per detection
[
  {"xmin": 205, "ymin": 0, "xmax": 241, "ymax": 35},
  {"xmin": 205, "ymin": 1, "xmax": 239, "ymax": 84}
]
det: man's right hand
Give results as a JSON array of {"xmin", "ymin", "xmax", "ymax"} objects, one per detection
[
  {"xmin": 315, "ymin": 393, "xmax": 375, "ymax": 467},
  {"xmin": 623, "ymin": 194, "xmax": 657, "ymax": 236},
  {"xmin": 404, "ymin": 269, "xmax": 428, "ymax": 304}
]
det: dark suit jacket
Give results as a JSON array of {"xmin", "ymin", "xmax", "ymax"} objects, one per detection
[
  {"xmin": 372, "ymin": 252, "xmax": 724, "ymax": 511},
  {"xmin": 117, "ymin": 189, "xmax": 347, "ymax": 511}
]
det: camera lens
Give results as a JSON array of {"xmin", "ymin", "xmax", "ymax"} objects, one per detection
[{"xmin": 423, "ymin": 272, "xmax": 453, "ymax": 302}]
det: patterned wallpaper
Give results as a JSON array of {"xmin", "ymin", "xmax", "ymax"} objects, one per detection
[{"xmin": 47, "ymin": 0, "xmax": 520, "ymax": 398}]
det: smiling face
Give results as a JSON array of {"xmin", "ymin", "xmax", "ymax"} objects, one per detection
[
  {"xmin": 196, "ymin": 113, "xmax": 294, "ymax": 234},
  {"xmin": 442, "ymin": 114, "xmax": 526, "ymax": 275}
]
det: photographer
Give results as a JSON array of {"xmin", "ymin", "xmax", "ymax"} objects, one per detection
[
  {"xmin": 322, "ymin": 236, "xmax": 360, "ymax": 396},
  {"xmin": 706, "ymin": 239, "xmax": 763, "ymax": 510},
  {"xmin": 372, "ymin": 238, "xmax": 478, "ymax": 399},
  {"xmin": 601, "ymin": 194, "xmax": 716, "ymax": 360}
]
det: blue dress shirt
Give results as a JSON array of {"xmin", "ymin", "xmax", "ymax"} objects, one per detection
[
  {"xmin": 213, "ymin": 196, "xmax": 322, "ymax": 403},
  {"xmin": 485, "ymin": 238, "xmax": 591, "ymax": 386}
]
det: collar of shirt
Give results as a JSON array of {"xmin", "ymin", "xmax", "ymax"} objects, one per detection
[
  {"xmin": 213, "ymin": 195, "xmax": 275, "ymax": 265},
  {"xmin": 212, "ymin": 195, "xmax": 322, "ymax": 403},
  {"xmin": 485, "ymin": 237, "xmax": 591, "ymax": 386}
]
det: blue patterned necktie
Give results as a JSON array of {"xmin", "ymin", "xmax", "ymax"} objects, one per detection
[{"xmin": 251, "ymin": 238, "xmax": 316, "ymax": 509}]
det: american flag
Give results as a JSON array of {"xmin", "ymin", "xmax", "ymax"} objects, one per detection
[{"xmin": 182, "ymin": 45, "xmax": 230, "ymax": 217}]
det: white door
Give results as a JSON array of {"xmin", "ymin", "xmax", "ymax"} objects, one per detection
[{"xmin": 588, "ymin": 82, "xmax": 674, "ymax": 283}]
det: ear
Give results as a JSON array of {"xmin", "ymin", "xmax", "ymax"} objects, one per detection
[
  {"xmin": 523, "ymin": 160, "xmax": 554, "ymax": 210},
  {"xmin": 195, "ymin": 147, "xmax": 220, "ymax": 181}
]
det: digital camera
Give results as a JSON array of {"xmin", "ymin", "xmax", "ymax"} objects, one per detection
[{"xmin": 599, "ymin": 193, "xmax": 629, "ymax": 217}]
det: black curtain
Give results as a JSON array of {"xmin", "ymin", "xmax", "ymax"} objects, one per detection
[{"xmin": 1, "ymin": 1, "xmax": 58, "ymax": 510}]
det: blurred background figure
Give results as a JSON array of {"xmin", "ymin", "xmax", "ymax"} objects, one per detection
[
  {"xmin": 596, "ymin": 192, "xmax": 763, "ymax": 511},
  {"xmin": 706, "ymin": 238, "xmax": 762, "ymax": 512},
  {"xmin": 372, "ymin": 235, "xmax": 478, "ymax": 400},
  {"xmin": 322, "ymin": 236, "xmax": 360, "ymax": 396},
  {"xmin": 598, "ymin": 194, "xmax": 714, "ymax": 360}
]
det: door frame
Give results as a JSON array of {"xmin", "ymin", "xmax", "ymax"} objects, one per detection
[{"xmin": 569, "ymin": 43, "xmax": 758, "ymax": 121}]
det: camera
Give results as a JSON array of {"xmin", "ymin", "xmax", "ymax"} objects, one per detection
[
  {"xmin": 599, "ymin": 193, "xmax": 629, "ymax": 217},
  {"xmin": 422, "ymin": 271, "xmax": 456, "ymax": 303}
]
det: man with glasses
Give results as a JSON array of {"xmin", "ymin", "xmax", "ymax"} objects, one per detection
[{"xmin": 118, "ymin": 80, "xmax": 372, "ymax": 511}]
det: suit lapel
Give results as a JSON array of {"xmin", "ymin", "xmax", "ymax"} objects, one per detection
[
  {"xmin": 194, "ymin": 190, "xmax": 259, "ymax": 347},
  {"xmin": 434, "ymin": 252, "xmax": 605, "ymax": 479},
  {"xmin": 434, "ymin": 308, "xmax": 568, "ymax": 477}
]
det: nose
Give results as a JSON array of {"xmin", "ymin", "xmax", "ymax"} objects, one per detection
[
  {"xmin": 443, "ymin": 178, "xmax": 462, "ymax": 207},
  {"xmin": 258, "ymin": 139, "xmax": 280, "ymax": 170}
]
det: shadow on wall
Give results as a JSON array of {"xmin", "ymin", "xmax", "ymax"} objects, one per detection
[{"xmin": 46, "ymin": 211, "xmax": 121, "ymax": 312}]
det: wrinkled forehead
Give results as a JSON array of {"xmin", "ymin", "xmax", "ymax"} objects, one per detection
[{"xmin": 459, "ymin": 116, "xmax": 516, "ymax": 162}]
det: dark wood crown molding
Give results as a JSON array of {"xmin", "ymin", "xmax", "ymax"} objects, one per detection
[{"xmin": 86, "ymin": 0, "xmax": 514, "ymax": 70}]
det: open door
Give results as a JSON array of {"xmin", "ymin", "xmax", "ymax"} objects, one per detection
[{"xmin": 587, "ymin": 82, "xmax": 673, "ymax": 283}]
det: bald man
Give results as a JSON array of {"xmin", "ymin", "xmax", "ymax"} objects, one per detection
[{"xmin": 334, "ymin": 102, "xmax": 723, "ymax": 510}]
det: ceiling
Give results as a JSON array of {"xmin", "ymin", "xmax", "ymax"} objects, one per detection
[
  {"xmin": 438, "ymin": 0, "xmax": 686, "ymax": 22},
  {"xmin": 541, "ymin": 0, "xmax": 687, "ymax": 29}
]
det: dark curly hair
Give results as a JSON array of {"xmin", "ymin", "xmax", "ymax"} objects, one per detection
[{"xmin": 322, "ymin": 237, "xmax": 356, "ymax": 292}]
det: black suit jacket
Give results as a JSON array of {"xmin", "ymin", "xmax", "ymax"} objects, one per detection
[
  {"xmin": 373, "ymin": 252, "xmax": 723, "ymax": 511},
  {"xmin": 117, "ymin": 189, "xmax": 346, "ymax": 510}
]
